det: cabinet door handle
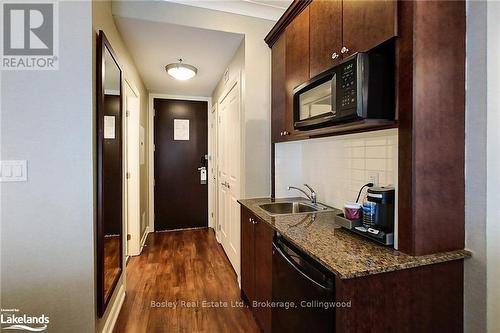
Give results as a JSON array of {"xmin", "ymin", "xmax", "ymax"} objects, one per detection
[
  {"xmin": 249, "ymin": 218, "xmax": 253, "ymax": 223},
  {"xmin": 341, "ymin": 46, "xmax": 349, "ymax": 54},
  {"xmin": 280, "ymin": 131, "xmax": 284, "ymax": 136},
  {"xmin": 332, "ymin": 52, "xmax": 339, "ymax": 59},
  {"xmin": 252, "ymin": 219, "xmax": 258, "ymax": 225}
]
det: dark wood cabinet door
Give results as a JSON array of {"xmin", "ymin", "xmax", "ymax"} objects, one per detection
[
  {"xmin": 253, "ymin": 219, "xmax": 274, "ymax": 333},
  {"xmin": 342, "ymin": 0, "xmax": 397, "ymax": 57},
  {"xmin": 271, "ymin": 34, "xmax": 287, "ymax": 143},
  {"xmin": 309, "ymin": 0, "xmax": 343, "ymax": 77},
  {"xmin": 240, "ymin": 207, "xmax": 255, "ymax": 303},
  {"xmin": 285, "ymin": 7, "xmax": 310, "ymax": 138}
]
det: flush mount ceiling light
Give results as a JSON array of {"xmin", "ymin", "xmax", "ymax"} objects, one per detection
[{"xmin": 165, "ymin": 59, "xmax": 198, "ymax": 81}]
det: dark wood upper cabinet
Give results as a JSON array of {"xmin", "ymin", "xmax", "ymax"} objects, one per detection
[
  {"xmin": 240, "ymin": 208, "xmax": 255, "ymax": 303},
  {"xmin": 271, "ymin": 35, "xmax": 287, "ymax": 143},
  {"xmin": 342, "ymin": 0, "xmax": 397, "ymax": 57},
  {"xmin": 309, "ymin": 0, "xmax": 343, "ymax": 77},
  {"xmin": 266, "ymin": 0, "xmax": 465, "ymax": 256},
  {"xmin": 270, "ymin": 0, "xmax": 397, "ymax": 143},
  {"xmin": 285, "ymin": 7, "xmax": 310, "ymax": 138}
]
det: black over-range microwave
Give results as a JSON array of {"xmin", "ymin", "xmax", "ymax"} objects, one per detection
[{"xmin": 293, "ymin": 52, "xmax": 395, "ymax": 130}]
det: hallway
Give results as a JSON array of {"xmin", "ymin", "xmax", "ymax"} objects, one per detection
[{"xmin": 113, "ymin": 229, "xmax": 259, "ymax": 333}]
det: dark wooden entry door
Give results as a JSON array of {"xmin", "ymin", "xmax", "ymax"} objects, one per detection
[{"xmin": 154, "ymin": 99, "xmax": 208, "ymax": 231}]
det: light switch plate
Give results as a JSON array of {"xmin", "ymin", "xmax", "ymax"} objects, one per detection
[{"xmin": 0, "ymin": 160, "xmax": 27, "ymax": 182}]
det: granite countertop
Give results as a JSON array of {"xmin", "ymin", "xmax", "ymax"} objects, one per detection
[{"xmin": 238, "ymin": 197, "xmax": 471, "ymax": 279}]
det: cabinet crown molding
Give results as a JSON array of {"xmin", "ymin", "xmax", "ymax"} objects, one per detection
[{"xmin": 264, "ymin": 0, "xmax": 312, "ymax": 47}]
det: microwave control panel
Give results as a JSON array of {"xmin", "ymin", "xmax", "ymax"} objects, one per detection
[{"xmin": 339, "ymin": 62, "xmax": 357, "ymax": 110}]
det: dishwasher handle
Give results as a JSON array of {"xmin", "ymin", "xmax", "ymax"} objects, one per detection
[{"xmin": 273, "ymin": 242, "xmax": 334, "ymax": 292}]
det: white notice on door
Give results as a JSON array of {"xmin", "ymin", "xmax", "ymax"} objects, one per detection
[
  {"xmin": 104, "ymin": 116, "xmax": 116, "ymax": 139},
  {"xmin": 174, "ymin": 119, "xmax": 189, "ymax": 141}
]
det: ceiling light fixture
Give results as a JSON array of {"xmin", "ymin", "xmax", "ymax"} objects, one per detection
[{"xmin": 165, "ymin": 59, "xmax": 197, "ymax": 81}]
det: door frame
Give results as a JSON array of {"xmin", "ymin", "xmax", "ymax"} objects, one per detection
[
  {"xmin": 148, "ymin": 94, "xmax": 213, "ymax": 232},
  {"xmin": 210, "ymin": 102, "xmax": 220, "ymax": 241},
  {"xmin": 216, "ymin": 70, "xmax": 243, "ymax": 279},
  {"xmin": 123, "ymin": 78, "xmax": 141, "ymax": 256}
]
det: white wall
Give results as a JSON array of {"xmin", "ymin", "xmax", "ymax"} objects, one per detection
[
  {"xmin": 112, "ymin": 0, "xmax": 274, "ymax": 198},
  {"xmin": 93, "ymin": 0, "xmax": 149, "ymax": 242},
  {"xmin": 487, "ymin": 2, "xmax": 500, "ymax": 332},
  {"xmin": 93, "ymin": 1, "xmax": 151, "ymax": 330},
  {"xmin": 465, "ymin": 1, "xmax": 500, "ymax": 331},
  {"xmin": 275, "ymin": 129, "xmax": 398, "ymax": 208},
  {"xmin": 0, "ymin": 1, "xmax": 95, "ymax": 332},
  {"xmin": 464, "ymin": 1, "xmax": 488, "ymax": 331}
]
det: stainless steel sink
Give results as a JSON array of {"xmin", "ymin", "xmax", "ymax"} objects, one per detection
[{"xmin": 259, "ymin": 202, "xmax": 328, "ymax": 215}]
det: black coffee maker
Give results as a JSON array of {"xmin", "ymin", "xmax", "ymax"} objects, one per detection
[{"xmin": 353, "ymin": 186, "xmax": 395, "ymax": 246}]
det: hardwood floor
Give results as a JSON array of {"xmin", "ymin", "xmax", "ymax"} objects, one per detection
[{"xmin": 113, "ymin": 228, "xmax": 260, "ymax": 333}]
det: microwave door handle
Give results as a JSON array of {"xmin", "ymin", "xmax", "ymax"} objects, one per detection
[{"xmin": 331, "ymin": 73, "xmax": 337, "ymax": 116}]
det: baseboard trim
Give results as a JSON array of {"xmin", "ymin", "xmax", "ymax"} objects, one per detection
[
  {"xmin": 140, "ymin": 226, "xmax": 153, "ymax": 252},
  {"xmin": 155, "ymin": 226, "xmax": 208, "ymax": 233},
  {"xmin": 101, "ymin": 283, "xmax": 125, "ymax": 333}
]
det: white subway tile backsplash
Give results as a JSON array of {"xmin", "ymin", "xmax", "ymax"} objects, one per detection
[
  {"xmin": 366, "ymin": 146, "xmax": 388, "ymax": 159},
  {"xmin": 351, "ymin": 159, "xmax": 365, "ymax": 170},
  {"xmin": 275, "ymin": 129, "xmax": 398, "ymax": 209},
  {"xmin": 365, "ymin": 158, "xmax": 387, "ymax": 171},
  {"xmin": 351, "ymin": 147, "xmax": 365, "ymax": 158},
  {"xmin": 365, "ymin": 137, "xmax": 388, "ymax": 146},
  {"xmin": 386, "ymin": 172, "xmax": 395, "ymax": 185},
  {"xmin": 351, "ymin": 169, "xmax": 365, "ymax": 181},
  {"xmin": 387, "ymin": 136, "xmax": 397, "ymax": 145},
  {"xmin": 350, "ymin": 139, "xmax": 365, "ymax": 147},
  {"xmin": 386, "ymin": 159, "xmax": 394, "ymax": 172}
]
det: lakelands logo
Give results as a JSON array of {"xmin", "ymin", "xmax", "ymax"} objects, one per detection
[
  {"xmin": 1, "ymin": 2, "xmax": 59, "ymax": 70},
  {"xmin": 1, "ymin": 309, "xmax": 49, "ymax": 331}
]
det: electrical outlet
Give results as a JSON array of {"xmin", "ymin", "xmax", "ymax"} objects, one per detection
[{"xmin": 367, "ymin": 172, "xmax": 379, "ymax": 186}]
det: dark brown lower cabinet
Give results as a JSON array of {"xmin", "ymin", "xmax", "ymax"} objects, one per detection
[
  {"xmin": 241, "ymin": 206, "xmax": 464, "ymax": 332},
  {"xmin": 335, "ymin": 260, "xmax": 464, "ymax": 333},
  {"xmin": 240, "ymin": 207, "xmax": 274, "ymax": 333},
  {"xmin": 241, "ymin": 207, "xmax": 256, "ymax": 303}
]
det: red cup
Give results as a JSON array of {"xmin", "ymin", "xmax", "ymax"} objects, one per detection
[{"xmin": 344, "ymin": 203, "xmax": 362, "ymax": 220}]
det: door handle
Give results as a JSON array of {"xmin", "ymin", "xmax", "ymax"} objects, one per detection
[{"xmin": 198, "ymin": 166, "xmax": 207, "ymax": 185}]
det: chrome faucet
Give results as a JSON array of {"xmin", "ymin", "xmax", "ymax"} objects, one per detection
[{"xmin": 287, "ymin": 184, "xmax": 317, "ymax": 204}]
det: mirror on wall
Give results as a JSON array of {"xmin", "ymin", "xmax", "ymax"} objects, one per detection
[{"xmin": 96, "ymin": 30, "xmax": 123, "ymax": 317}]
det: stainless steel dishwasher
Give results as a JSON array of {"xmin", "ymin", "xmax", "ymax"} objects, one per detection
[{"xmin": 272, "ymin": 234, "xmax": 336, "ymax": 332}]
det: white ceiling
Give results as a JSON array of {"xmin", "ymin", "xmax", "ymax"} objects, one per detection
[
  {"xmin": 162, "ymin": 0, "xmax": 293, "ymax": 21},
  {"xmin": 114, "ymin": 17, "xmax": 244, "ymax": 96}
]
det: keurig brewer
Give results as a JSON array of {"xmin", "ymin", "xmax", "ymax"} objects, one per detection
[{"xmin": 353, "ymin": 186, "xmax": 395, "ymax": 246}]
